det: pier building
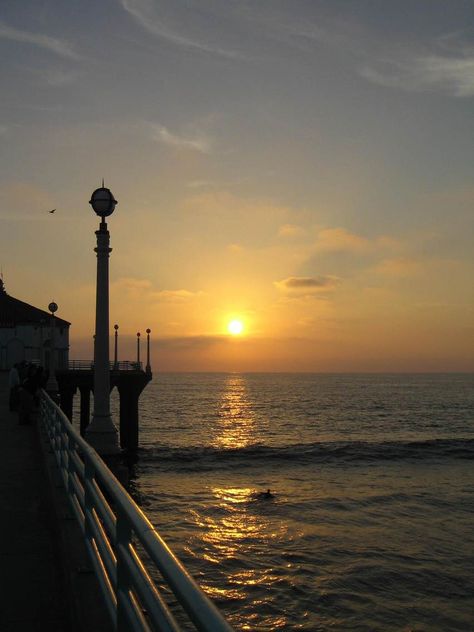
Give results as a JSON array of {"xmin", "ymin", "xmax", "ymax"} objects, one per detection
[{"xmin": 0, "ymin": 278, "xmax": 70, "ymax": 371}]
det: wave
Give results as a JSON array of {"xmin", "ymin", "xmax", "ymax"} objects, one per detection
[{"xmin": 139, "ymin": 438, "xmax": 474, "ymax": 471}]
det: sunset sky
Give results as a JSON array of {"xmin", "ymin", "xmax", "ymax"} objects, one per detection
[{"xmin": 0, "ymin": 1, "xmax": 473, "ymax": 371}]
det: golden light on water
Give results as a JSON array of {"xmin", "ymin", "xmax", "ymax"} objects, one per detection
[
  {"xmin": 186, "ymin": 374, "xmax": 289, "ymax": 619},
  {"xmin": 213, "ymin": 375, "xmax": 256, "ymax": 450}
]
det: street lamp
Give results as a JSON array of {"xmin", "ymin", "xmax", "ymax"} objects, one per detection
[
  {"xmin": 85, "ymin": 185, "xmax": 120, "ymax": 455},
  {"xmin": 146, "ymin": 328, "xmax": 151, "ymax": 374},
  {"xmin": 136, "ymin": 332, "xmax": 141, "ymax": 367},
  {"xmin": 46, "ymin": 301, "xmax": 59, "ymax": 395},
  {"xmin": 114, "ymin": 324, "xmax": 119, "ymax": 369}
]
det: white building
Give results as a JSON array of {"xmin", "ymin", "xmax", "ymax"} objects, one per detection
[{"xmin": 0, "ymin": 279, "xmax": 70, "ymax": 370}]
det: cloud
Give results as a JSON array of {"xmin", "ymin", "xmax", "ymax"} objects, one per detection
[
  {"xmin": 314, "ymin": 227, "xmax": 400, "ymax": 255},
  {"xmin": 119, "ymin": 0, "xmax": 242, "ymax": 59},
  {"xmin": 278, "ymin": 224, "xmax": 305, "ymax": 238},
  {"xmin": 275, "ymin": 276, "xmax": 340, "ymax": 292},
  {"xmin": 152, "ymin": 124, "xmax": 212, "ymax": 153},
  {"xmin": 315, "ymin": 227, "xmax": 370, "ymax": 253},
  {"xmin": 375, "ymin": 257, "xmax": 425, "ymax": 278},
  {"xmin": 152, "ymin": 289, "xmax": 205, "ymax": 302},
  {"xmin": 41, "ymin": 68, "xmax": 81, "ymax": 86},
  {"xmin": 186, "ymin": 180, "xmax": 214, "ymax": 189},
  {"xmin": 360, "ymin": 52, "xmax": 474, "ymax": 97},
  {"xmin": 227, "ymin": 243, "xmax": 244, "ymax": 254},
  {"xmin": 156, "ymin": 334, "xmax": 226, "ymax": 350},
  {"xmin": 112, "ymin": 277, "xmax": 204, "ymax": 303},
  {"xmin": 0, "ymin": 21, "xmax": 81, "ymax": 61}
]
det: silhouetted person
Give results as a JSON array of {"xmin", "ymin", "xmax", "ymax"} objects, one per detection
[
  {"xmin": 8, "ymin": 364, "xmax": 20, "ymax": 411},
  {"xmin": 258, "ymin": 488, "xmax": 274, "ymax": 499},
  {"xmin": 18, "ymin": 365, "xmax": 38, "ymax": 425}
]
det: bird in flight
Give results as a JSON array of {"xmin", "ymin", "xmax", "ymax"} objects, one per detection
[{"xmin": 49, "ymin": 209, "xmax": 56, "ymax": 214}]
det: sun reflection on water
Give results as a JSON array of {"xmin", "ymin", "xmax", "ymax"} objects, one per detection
[
  {"xmin": 212, "ymin": 374, "xmax": 257, "ymax": 450},
  {"xmin": 187, "ymin": 485, "xmax": 290, "ymax": 609},
  {"xmin": 184, "ymin": 376, "xmax": 292, "ymax": 627}
]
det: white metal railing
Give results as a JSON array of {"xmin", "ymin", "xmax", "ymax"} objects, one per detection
[
  {"xmin": 39, "ymin": 390, "xmax": 233, "ymax": 632},
  {"xmin": 68, "ymin": 360, "xmax": 143, "ymax": 371}
]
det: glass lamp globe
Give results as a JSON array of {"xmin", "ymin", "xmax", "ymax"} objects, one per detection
[{"xmin": 89, "ymin": 187, "xmax": 117, "ymax": 218}]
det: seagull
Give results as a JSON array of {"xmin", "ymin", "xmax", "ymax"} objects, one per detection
[{"xmin": 49, "ymin": 209, "xmax": 56, "ymax": 214}]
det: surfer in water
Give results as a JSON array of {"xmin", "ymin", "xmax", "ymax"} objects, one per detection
[{"xmin": 260, "ymin": 489, "xmax": 274, "ymax": 499}]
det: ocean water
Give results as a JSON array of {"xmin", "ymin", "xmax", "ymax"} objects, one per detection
[{"xmin": 110, "ymin": 373, "xmax": 474, "ymax": 631}]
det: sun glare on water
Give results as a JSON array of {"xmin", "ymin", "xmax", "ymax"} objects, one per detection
[{"xmin": 227, "ymin": 319, "xmax": 244, "ymax": 335}]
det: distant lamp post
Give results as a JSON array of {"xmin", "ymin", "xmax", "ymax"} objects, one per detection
[
  {"xmin": 85, "ymin": 185, "xmax": 120, "ymax": 455},
  {"xmin": 136, "ymin": 332, "xmax": 141, "ymax": 368},
  {"xmin": 114, "ymin": 324, "xmax": 119, "ymax": 369},
  {"xmin": 46, "ymin": 301, "xmax": 59, "ymax": 395},
  {"xmin": 145, "ymin": 328, "xmax": 151, "ymax": 374}
]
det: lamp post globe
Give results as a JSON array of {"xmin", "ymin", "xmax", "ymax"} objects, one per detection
[
  {"xmin": 89, "ymin": 187, "xmax": 117, "ymax": 220},
  {"xmin": 48, "ymin": 302, "xmax": 58, "ymax": 314}
]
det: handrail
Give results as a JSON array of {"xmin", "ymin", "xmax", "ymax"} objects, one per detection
[
  {"xmin": 67, "ymin": 360, "xmax": 143, "ymax": 371},
  {"xmin": 39, "ymin": 390, "xmax": 233, "ymax": 632}
]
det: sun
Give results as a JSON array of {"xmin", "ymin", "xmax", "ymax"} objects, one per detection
[{"xmin": 227, "ymin": 319, "xmax": 244, "ymax": 335}]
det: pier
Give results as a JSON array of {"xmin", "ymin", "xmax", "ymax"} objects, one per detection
[
  {"xmin": 0, "ymin": 373, "xmax": 233, "ymax": 632},
  {"xmin": 0, "ymin": 372, "xmax": 111, "ymax": 631},
  {"xmin": 56, "ymin": 360, "xmax": 152, "ymax": 453}
]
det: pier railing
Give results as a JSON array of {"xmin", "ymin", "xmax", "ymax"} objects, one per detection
[
  {"xmin": 39, "ymin": 390, "xmax": 232, "ymax": 632},
  {"xmin": 68, "ymin": 360, "xmax": 143, "ymax": 371}
]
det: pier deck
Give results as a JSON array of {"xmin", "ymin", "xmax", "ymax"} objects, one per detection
[
  {"xmin": 0, "ymin": 374, "xmax": 112, "ymax": 632},
  {"xmin": 0, "ymin": 372, "xmax": 69, "ymax": 630}
]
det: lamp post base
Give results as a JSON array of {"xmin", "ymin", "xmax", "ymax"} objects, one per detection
[{"xmin": 85, "ymin": 413, "xmax": 121, "ymax": 455}]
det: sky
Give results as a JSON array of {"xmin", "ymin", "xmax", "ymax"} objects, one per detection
[{"xmin": 0, "ymin": 0, "xmax": 473, "ymax": 372}]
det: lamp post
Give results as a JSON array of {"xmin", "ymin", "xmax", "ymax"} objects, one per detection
[
  {"xmin": 146, "ymin": 328, "xmax": 151, "ymax": 374},
  {"xmin": 114, "ymin": 324, "xmax": 119, "ymax": 369},
  {"xmin": 136, "ymin": 332, "xmax": 141, "ymax": 368},
  {"xmin": 85, "ymin": 186, "xmax": 120, "ymax": 455},
  {"xmin": 46, "ymin": 301, "xmax": 59, "ymax": 395}
]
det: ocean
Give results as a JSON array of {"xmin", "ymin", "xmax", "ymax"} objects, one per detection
[{"xmin": 102, "ymin": 373, "xmax": 474, "ymax": 631}]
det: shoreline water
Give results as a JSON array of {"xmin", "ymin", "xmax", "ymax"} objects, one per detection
[{"xmin": 75, "ymin": 372, "xmax": 474, "ymax": 630}]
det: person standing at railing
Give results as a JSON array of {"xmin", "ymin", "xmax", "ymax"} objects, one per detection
[
  {"xmin": 8, "ymin": 363, "xmax": 20, "ymax": 411},
  {"xmin": 18, "ymin": 364, "xmax": 45, "ymax": 424},
  {"xmin": 18, "ymin": 364, "xmax": 37, "ymax": 424}
]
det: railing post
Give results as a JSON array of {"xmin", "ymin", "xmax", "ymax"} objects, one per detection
[
  {"xmin": 84, "ymin": 454, "xmax": 95, "ymax": 549},
  {"xmin": 116, "ymin": 507, "xmax": 133, "ymax": 632},
  {"xmin": 67, "ymin": 434, "xmax": 76, "ymax": 499}
]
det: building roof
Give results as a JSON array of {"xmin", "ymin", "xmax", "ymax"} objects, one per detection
[{"xmin": 0, "ymin": 279, "xmax": 70, "ymax": 327}]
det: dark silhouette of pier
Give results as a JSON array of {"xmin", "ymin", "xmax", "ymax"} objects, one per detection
[
  {"xmin": 56, "ymin": 361, "xmax": 152, "ymax": 453},
  {"xmin": 0, "ymin": 360, "xmax": 152, "ymax": 629},
  {"xmin": 0, "ymin": 372, "xmax": 112, "ymax": 631}
]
